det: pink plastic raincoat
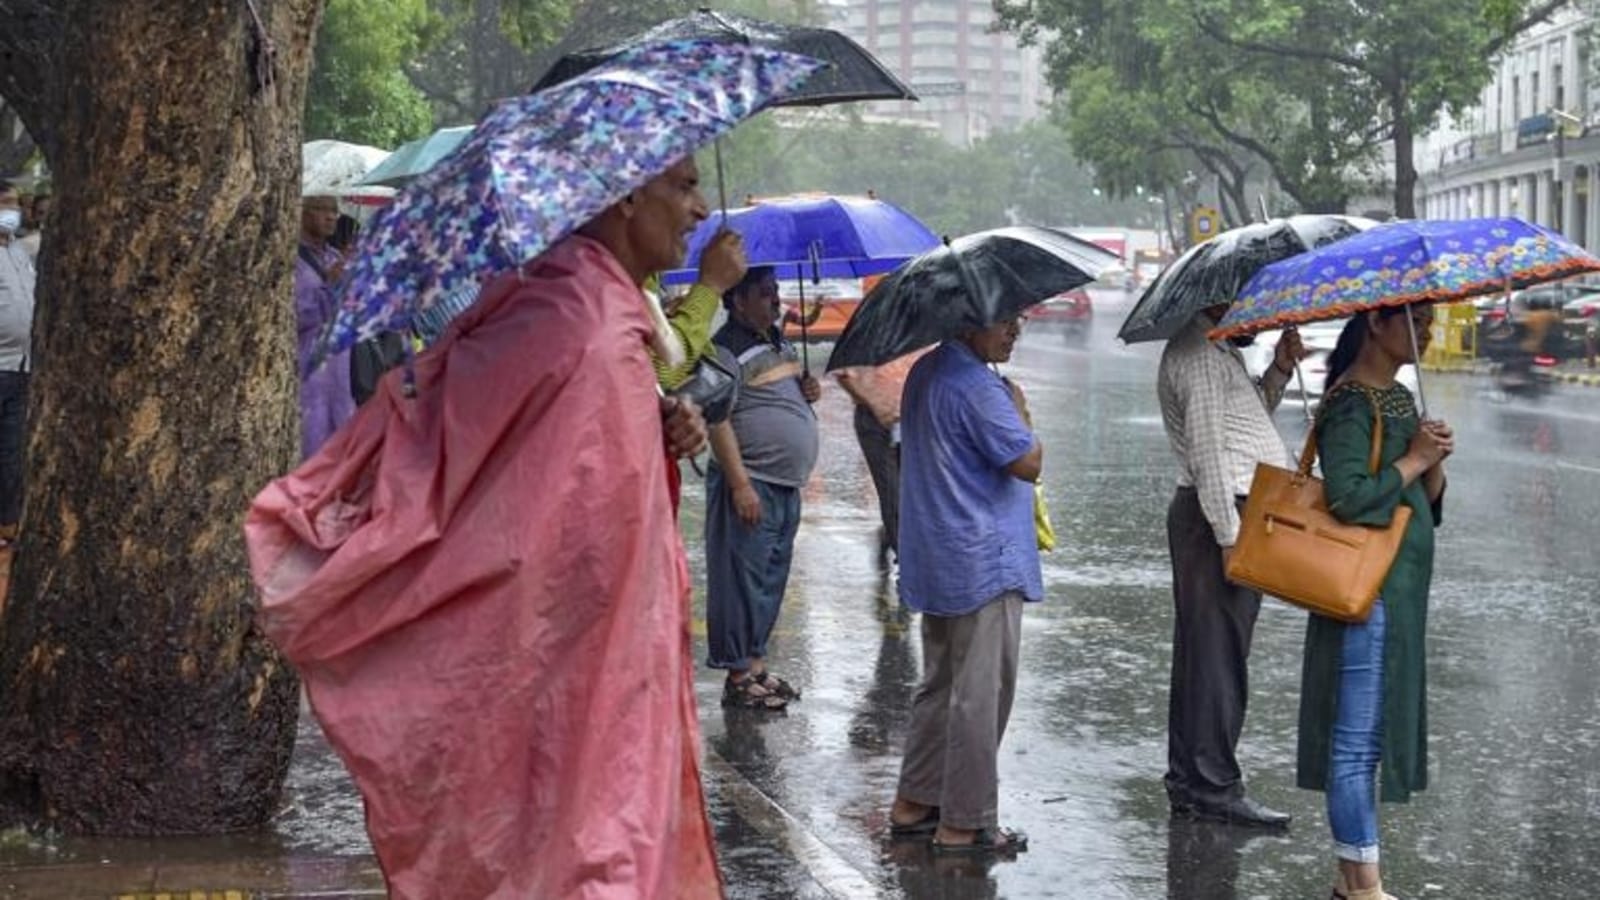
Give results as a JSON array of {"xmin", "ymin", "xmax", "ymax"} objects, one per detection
[{"xmin": 245, "ymin": 236, "xmax": 721, "ymax": 899}]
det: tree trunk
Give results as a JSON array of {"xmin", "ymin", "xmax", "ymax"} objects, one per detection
[
  {"xmin": 1392, "ymin": 104, "xmax": 1418, "ymax": 219},
  {"xmin": 0, "ymin": 0, "xmax": 321, "ymax": 834}
]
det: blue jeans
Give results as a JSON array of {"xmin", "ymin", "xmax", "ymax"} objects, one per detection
[{"xmin": 1328, "ymin": 599, "xmax": 1386, "ymax": 863}]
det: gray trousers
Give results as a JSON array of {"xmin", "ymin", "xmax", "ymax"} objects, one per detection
[
  {"xmin": 852, "ymin": 404, "xmax": 899, "ymax": 552},
  {"xmin": 1164, "ymin": 487, "xmax": 1262, "ymax": 806},
  {"xmin": 897, "ymin": 592, "xmax": 1024, "ymax": 829}
]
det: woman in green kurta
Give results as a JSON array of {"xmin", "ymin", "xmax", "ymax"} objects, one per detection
[{"xmin": 1298, "ymin": 304, "xmax": 1452, "ymax": 900}]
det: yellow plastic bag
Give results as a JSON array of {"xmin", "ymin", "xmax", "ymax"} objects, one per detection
[{"xmin": 1034, "ymin": 483, "xmax": 1056, "ymax": 552}]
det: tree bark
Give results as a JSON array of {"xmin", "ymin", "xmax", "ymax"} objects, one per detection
[
  {"xmin": 1391, "ymin": 96, "xmax": 1418, "ymax": 219},
  {"xmin": 0, "ymin": 0, "xmax": 321, "ymax": 834}
]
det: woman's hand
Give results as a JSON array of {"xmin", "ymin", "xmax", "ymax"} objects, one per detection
[{"xmin": 1420, "ymin": 419, "xmax": 1454, "ymax": 463}]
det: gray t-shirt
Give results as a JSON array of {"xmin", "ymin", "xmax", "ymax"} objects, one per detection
[{"xmin": 713, "ymin": 322, "xmax": 819, "ymax": 488}]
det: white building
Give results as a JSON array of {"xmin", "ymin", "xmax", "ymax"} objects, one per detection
[
  {"xmin": 1418, "ymin": 6, "xmax": 1600, "ymax": 248},
  {"xmin": 830, "ymin": 0, "xmax": 1051, "ymax": 146}
]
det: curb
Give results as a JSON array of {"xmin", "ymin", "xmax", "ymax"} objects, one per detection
[{"xmin": 1421, "ymin": 363, "xmax": 1600, "ymax": 388}]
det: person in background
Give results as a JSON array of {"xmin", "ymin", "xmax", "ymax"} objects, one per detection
[
  {"xmin": 0, "ymin": 180, "xmax": 34, "ymax": 548},
  {"xmin": 653, "ymin": 229, "xmax": 746, "ymax": 390},
  {"xmin": 705, "ymin": 265, "xmax": 820, "ymax": 711},
  {"xmin": 834, "ymin": 347, "xmax": 931, "ymax": 569},
  {"xmin": 886, "ymin": 314, "xmax": 1041, "ymax": 854},
  {"xmin": 19, "ymin": 193, "xmax": 48, "ymax": 262},
  {"xmin": 294, "ymin": 196, "xmax": 356, "ymax": 458},
  {"xmin": 1304, "ymin": 304, "xmax": 1449, "ymax": 900},
  {"xmin": 1157, "ymin": 305, "xmax": 1302, "ymax": 828}
]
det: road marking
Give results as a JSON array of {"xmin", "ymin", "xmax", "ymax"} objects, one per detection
[{"xmin": 703, "ymin": 749, "xmax": 881, "ymax": 899}]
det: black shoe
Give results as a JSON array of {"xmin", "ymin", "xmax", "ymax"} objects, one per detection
[{"xmin": 1185, "ymin": 796, "xmax": 1291, "ymax": 829}]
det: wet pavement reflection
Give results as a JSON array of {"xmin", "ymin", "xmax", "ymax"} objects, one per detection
[{"xmin": 3, "ymin": 290, "xmax": 1599, "ymax": 898}]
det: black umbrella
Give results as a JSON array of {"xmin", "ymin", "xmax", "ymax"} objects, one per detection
[
  {"xmin": 532, "ymin": 9, "xmax": 918, "ymax": 106},
  {"xmin": 532, "ymin": 9, "xmax": 917, "ymax": 214},
  {"xmin": 827, "ymin": 226, "xmax": 1120, "ymax": 371},
  {"xmin": 1116, "ymin": 215, "xmax": 1376, "ymax": 344}
]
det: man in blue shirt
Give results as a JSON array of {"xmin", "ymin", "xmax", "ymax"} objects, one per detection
[{"xmin": 886, "ymin": 314, "xmax": 1042, "ymax": 854}]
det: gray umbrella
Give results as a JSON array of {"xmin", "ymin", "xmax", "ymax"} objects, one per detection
[{"xmin": 1117, "ymin": 215, "xmax": 1376, "ymax": 344}]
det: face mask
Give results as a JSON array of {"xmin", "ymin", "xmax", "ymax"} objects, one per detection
[{"xmin": 0, "ymin": 210, "xmax": 20, "ymax": 234}]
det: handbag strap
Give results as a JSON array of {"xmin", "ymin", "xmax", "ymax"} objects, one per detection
[{"xmin": 1296, "ymin": 385, "xmax": 1385, "ymax": 477}]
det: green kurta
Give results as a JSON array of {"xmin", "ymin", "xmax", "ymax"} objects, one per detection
[{"xmin": 1296, "ymin": 382, "xmax": 1443, "ymax": 803}]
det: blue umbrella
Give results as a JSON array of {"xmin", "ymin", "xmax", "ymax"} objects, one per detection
[
  {"xmin": 658, "ymin": 194, "xmax": 940, "ymax": 285},
  {"xmin": 1216, "ymin": 217, "xmax": 1600, "ymax": 337},
  {"xmin": 1215, "ymin": 216, "xmax": 1600, "ymax": 414},
  {"xmin": 323, "ymin": 39, "xmax": 828, "ymax": 355},
  {"xmin": 357, "ymin": 126, "xmax": 474, "ymax": 188}
]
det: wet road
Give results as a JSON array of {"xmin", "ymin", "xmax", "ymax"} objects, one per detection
[
  {"xmin": 688, "ymin": 290, "xmax": 1600, "ymax": 899},
  {"xmin": 3, "ymin": 290, "xmax": 1598, "ymax": 898}
]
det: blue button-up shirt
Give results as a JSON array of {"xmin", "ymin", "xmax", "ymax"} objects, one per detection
[{"xmin": 897, "ymin": 341, "xmax": 1043, "ymax": 616}]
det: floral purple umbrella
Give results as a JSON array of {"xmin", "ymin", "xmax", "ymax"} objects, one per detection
[{"xmin": 322, "ymin": 38, "xmax": 827, "ymax": 355}]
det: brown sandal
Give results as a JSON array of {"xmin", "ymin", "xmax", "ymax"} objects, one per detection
[
  {"xmin": 722, "ymin": 673, "xmax": 788, "ymax": 710},
  {"xmin": 754, "ymin": 670, "xmax": 801, "ymax": 700}
]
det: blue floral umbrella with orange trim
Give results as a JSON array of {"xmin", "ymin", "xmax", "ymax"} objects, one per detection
[
  {"xmin": 1214, "ymin": 216, "xmax": 1600, "ymax": 415},
  {"xmin": 1214, "ymin": 217, "xmax": 1600, "ymax": 339}
]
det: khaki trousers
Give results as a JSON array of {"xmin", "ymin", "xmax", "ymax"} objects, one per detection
[{"xmin": 896, "ymin": 591, "xmax": 1024, "ymax": 829}]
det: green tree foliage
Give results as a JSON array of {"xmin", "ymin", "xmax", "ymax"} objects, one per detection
[
  {"xmin": 711, "ymin": 114, "xmax": 1155, "ymax": 237},
  {"xmin": 305, "ymin": 0, "xmax": 435, "ymax": 147},
  {"xmin": 1000, "ymin": 0, "xmax": 1566, "ymax": 218}
]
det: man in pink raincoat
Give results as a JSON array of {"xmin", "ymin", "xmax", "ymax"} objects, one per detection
[{"xmin": 245, "ymin": 157, "xmax": 720, "ymax": 899}]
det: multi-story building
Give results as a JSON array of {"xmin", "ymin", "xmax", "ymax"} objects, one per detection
[
  {"xmin": 830, "ymin": 0, "xmax": 1050, "ymax": 146},
  {"xmin": 1418, "ymin": 7, "xmax": 1600, "ymax": 249}
]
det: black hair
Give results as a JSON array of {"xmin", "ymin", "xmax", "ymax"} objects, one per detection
[
  {"xmin": 1325, "ymin": 305, "xmax": 1411, "ymax": 393},
  {"xmin": 331, "ymin": 214, "xmax": 360, "ymax": 252},
  {"xmin": 721, "ymin": 264, "xmax": 775, "ymax": 310},
  {"xmin": 0, "ymin": 179, "xmax": 15, "ymax": 197}
]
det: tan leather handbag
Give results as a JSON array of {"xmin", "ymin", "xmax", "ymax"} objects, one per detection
[{"xmin": 1225, "ymin": 391, "xmax": 1411, "ymax": 623}]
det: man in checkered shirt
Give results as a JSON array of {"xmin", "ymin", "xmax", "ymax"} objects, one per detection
[{"xmin": 1158, "ymin": 304, "xmax": 1303, "ymax": 829}]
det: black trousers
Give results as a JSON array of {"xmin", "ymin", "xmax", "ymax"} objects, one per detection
[
  {"xmin": 1164, "ymin": 486, "xmax": 1262, "ymax": 806},
  {"xmin": 852, "ymin": 403, "xmax": 900, "ymax": 553},
  {"xmin": 0, "ymin": 370, "xmax": 27, "ymax": 527}
]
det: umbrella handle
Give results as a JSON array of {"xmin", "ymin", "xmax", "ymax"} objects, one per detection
[
  {"xmin": 1406, "ymin": 308, "xmax": 1429, "ymax": 419},
  {"xmin": 1294, "ymin": 359, "xmax": 1313, "ymax": 423},
  {"xmin": 713, "ymin": 138, "xmax": 728, "ymax": 219},
  {"xmin": 796, "ymin": 273, "xmax": 810, "ymax": 374}
]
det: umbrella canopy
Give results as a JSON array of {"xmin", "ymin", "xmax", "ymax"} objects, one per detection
[
  {"xmin": 302, "ymin": 139, "xmax": 392, "ymax": 196},
  {"xmin": 324, "ymin": 39, "xmax": 827, "ymax": 354},
  {"xmin": 357, "ymin": 126, "xmax": 474, "ymax": 188},
  {"xmin": 531, "ymin": 8, "xmax": 915, "ymax": 106},
  {"xmin": 827, "ymin": 226, "xmax": 1120, "ymax": 370},
  {"xmin": 1213, "ymin": 217, "xmax": 1600, "ymax": 339},
  {"xmin": 659, "ymin": 194, "xmax": 940, "ymax": 285},
  {"xmin": 1118, "ymin": 215, "xmax": 1376, "ymax": 344}
]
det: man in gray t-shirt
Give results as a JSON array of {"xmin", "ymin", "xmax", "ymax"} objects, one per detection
[{"xmin": 705, "ymin": 266, "xmax": 820, "ymax": 711}]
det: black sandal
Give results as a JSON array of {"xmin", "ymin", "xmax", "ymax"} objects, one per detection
[
  {"xmin": 931, "ymin": 826, "xmax": 1028, "ymax": 855},
  {"xmin": 754, "ymin": 670, "xmax": 801, "ymax": 700},
  {"xmin": 722, "ymin": 673, "xmax": 788, "ymax": 710},
  {"xmin": 889, "ymin": 807, "xmax": 941, "ymax": 837}
]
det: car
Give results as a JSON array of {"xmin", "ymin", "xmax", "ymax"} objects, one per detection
[
  {"xmin": 1561, "ymin": 289, "xmax": 1600, "ymax": 356},
  {"xmin": 1240, "ymin": 319, "xmax": 1417, "ymax": 401},
  {"xmin": 1029, "ymin": 288, "xmax": 1093, "ymax": 343}
]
